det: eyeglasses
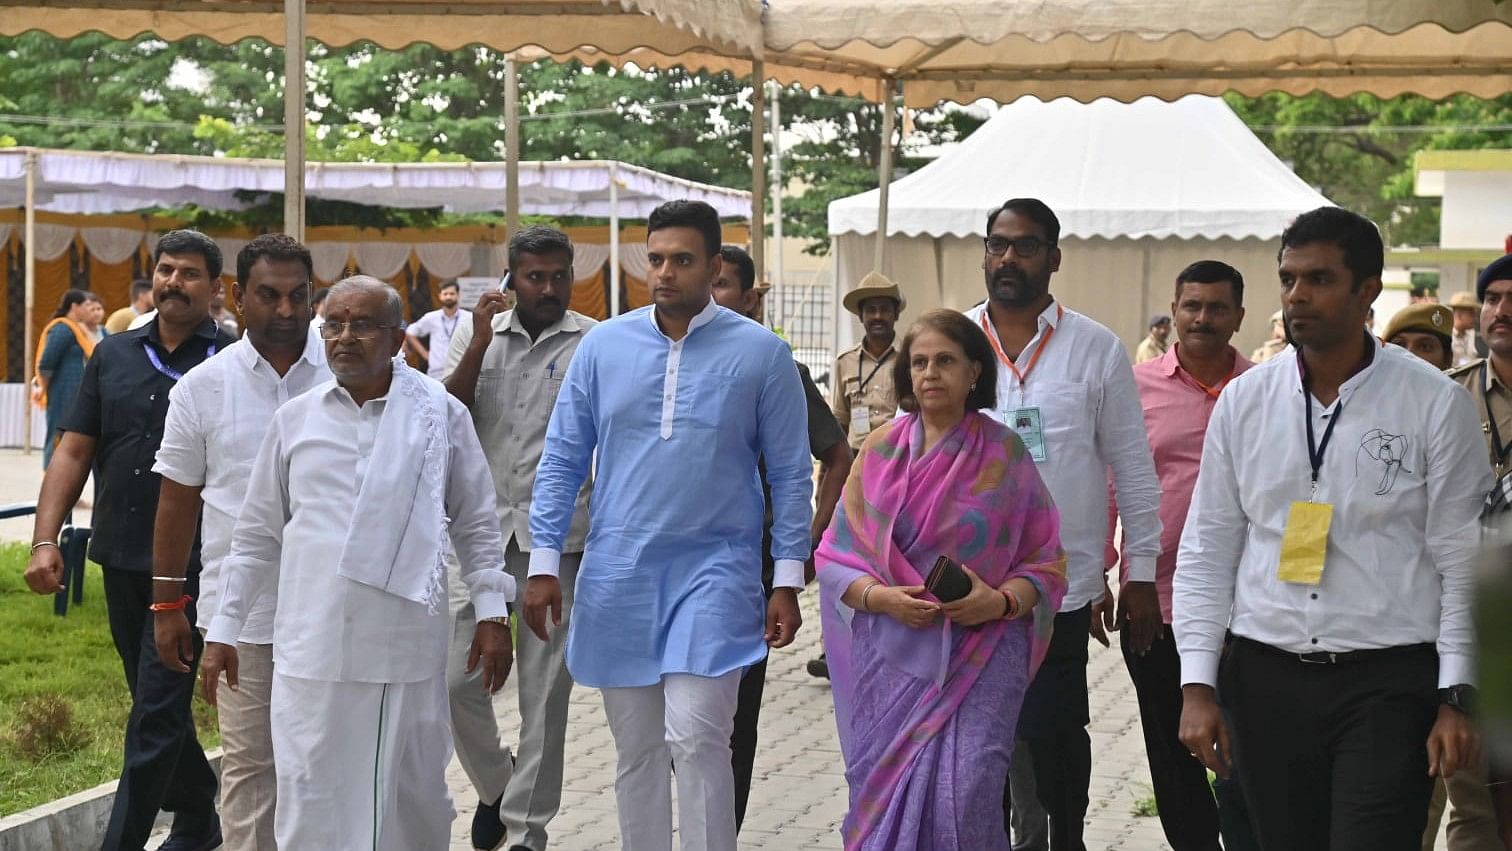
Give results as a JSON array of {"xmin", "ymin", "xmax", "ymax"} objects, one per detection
[
  {"xmin": 984, "ymin": 236, "xmax": 1052, "ymax": 258},
  {"xmin": 318, "ymin": 320, "xmax": 398, "ymax": 341}
]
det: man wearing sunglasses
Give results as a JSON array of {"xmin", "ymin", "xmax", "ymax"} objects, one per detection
[{"xmin": 966, "ymin": 199, "xmax": 1162, "ymax": 851}]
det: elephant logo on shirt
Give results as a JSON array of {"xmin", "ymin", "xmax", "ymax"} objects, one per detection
[{"xmin": 1355, "ymin": 429, "xmax": 1412, "ymax": 496}]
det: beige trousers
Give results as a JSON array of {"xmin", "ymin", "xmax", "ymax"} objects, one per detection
[
  {"xmin": 1422, "ymin": 752, "xmax": 1504, "ymax": 851},
  {"xmin": 212, "ymin": 639, "xmax": 277, "ymax": 851}
]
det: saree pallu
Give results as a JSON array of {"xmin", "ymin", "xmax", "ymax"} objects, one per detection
[{"xmin": 816, "ymin": 412, "xmax": 1067, "ymax": 851}]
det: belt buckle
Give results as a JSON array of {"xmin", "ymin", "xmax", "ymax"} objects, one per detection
[{"xmin": 1298, "ymin": 651, "xmax": 1337, "ymax": 664}]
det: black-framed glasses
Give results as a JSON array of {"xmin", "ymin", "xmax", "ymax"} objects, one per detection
[
  {"xmin": 984, "ymin": 236, "xmax": 1052, "ymax": 258},
  {"xmin": 318, "ymin": 320, "xmax": 398, "ymax": 341}
]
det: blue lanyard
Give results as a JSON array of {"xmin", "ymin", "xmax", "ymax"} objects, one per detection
[{"xmin": 142, "ymin": 339, "xmax": 216, "ymax": 382}]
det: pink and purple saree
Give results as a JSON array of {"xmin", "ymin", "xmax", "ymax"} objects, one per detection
[{"xmin": 816, "ymin": 411, "xmax": 1066, "ymax": 851}]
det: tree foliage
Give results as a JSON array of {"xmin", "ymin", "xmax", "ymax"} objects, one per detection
[{"xmin": 0, "ymin": 31, "xmax": 1506, "ymax": 249}]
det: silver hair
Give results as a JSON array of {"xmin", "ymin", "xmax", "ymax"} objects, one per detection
[{"xmin": 329, "ymin": 275, "xmax": 404, "ymax": 326}]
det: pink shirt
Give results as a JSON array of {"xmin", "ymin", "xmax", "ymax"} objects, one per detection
[{"xmin": 1108, "ymin": 343, "xmax": 1252, "ymax": 622}]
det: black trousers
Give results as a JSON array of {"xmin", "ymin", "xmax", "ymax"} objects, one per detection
[
  {"xmin": 101, "ymin": 567, "xmax": 217, "ymax": 851},
  {"xmin": 730, "ymin": 651, "xmax": 770, "ymax": 832},
  {"xmin": 1008, "ymin": 604, "xmax": 1093, "ymax": 851},
  {"xmin": 1222, "ymin": 637, "xmax": 1438, "ymax": 851},
  {"xmin": 1122, "ymin": 628, "xmax": 1223, "ymax": 851}
]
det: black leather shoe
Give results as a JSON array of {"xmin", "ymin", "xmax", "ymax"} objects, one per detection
[
  {"xmin": 155, "ymin": 813, "xmax": 222, "ymax": 851},
  {"xmin": 472, "ymin": 795, "xmax": 507, "ymax": 850},
  {"xmin": 806, "ymin": 654, "xmax": 830, "ymax": 679}
]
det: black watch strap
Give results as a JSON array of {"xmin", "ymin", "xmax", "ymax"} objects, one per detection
[{"xmin": 1439, "ymin": 684, "xmax": 1478, "ymax": 716}]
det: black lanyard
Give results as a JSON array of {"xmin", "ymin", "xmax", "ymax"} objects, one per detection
[
  {"xmin": 1486, "ymin": 362, "xmax": 1510, "ymax": 466},
  {"xmin": 857, "ymin": 350, "xmax": 891, "ymax": 393},
  {"xmin": 1304, "ymin": 384, "xmax": 1342, "ymax": 498}
]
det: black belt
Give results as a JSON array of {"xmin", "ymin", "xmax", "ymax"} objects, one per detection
[{"xmin": 1233, "ymin": 635, "xmax": 1433, "ymax": 666}]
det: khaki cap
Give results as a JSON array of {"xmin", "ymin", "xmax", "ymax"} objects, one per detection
[
  {"xmin": 842, "ymin": 271, "xmax": 906, "ymax": 316},
  {"xmin": 1383, "ymin": 303, "xmax": 1453, "ymax": 342},
  {"xmin": 1270, "ymin": 309, "xmax": 1284, "ymax": 324},
  {"xmin": 1448, "ymin": 291, "xmax": 1480, "ymax": 310}
]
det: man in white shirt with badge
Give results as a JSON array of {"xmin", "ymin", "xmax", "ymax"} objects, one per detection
[
  {"xmin": 200, "ymin": 276, "xmax": 517, "ymax": 850},
  {"xmin": 152, "ymin": 234, "xmax": 331, "ymax": 851},
  {"xmin": 407, "ymin": 279, "xmax": 464, "ymax": 378},
  {"xmin": 964, "ymin": 197, "xmax": 1163, "ymax": 851},
  {"xmin": 1176, "ymin": 207, "xmax": 1490, "ymax": 851}
]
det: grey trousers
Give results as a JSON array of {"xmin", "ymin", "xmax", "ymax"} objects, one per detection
[{"xmin": 447, "ymin": 541, "xmax": 580, "ymax": 851}]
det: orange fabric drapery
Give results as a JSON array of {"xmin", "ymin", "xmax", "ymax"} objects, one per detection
[{"xmin": 569, "ymin": 269, "xmax": 608, "ymax": 320}]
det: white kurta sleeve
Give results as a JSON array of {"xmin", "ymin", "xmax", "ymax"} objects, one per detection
[
  {"xmin": 1425, "ymin": 383, "xmax": 1495, "ymax": 687},
  {"xmin": 1172, "ymin": 393, "xmax": 1247, "ymax": 688},
  {"xmin": 444, "ymin": 396, "xmax": 515, "ymax": 620},
  {"xmin": 205, "ymin": 414, "xmax": 289, "ymax": 646},
  {"xmin": 1097, "ymin": 346, "xmax": 1163, "ymax": 584}
]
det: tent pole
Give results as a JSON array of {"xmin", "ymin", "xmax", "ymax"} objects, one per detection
[
  {"xmin": 22, "ymin": 149, "xmax": 36, "ymax": 455},
  {"xmin": 283, "ymin": 0, "xmax": 306, "ymax": 241},
  {"xmin": 770, "ymin": 80, "xmax": 784, "ymax": 329},
  {"xmin": 609, "ymin": 163, "xmax": 620, "ymax": 318},
  {"xmin": 873, "ymin": 76, "xmax": 896, "ymax": 272},
  {"xmin": 504, "ymin": 55, "xmax": 520, "ymax": 234},
  {"xmin": 750, "ymin": 59, "xmax": 766, "ymax": 286}
]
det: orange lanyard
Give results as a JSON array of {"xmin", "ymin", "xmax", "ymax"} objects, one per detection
[
  {"xmin": 1186, "ymin": 371, "xmax": 1232, "ymax": 400},
  {"xmin": 980, "ymin": 305, "xmax": 1063, "ymax": 389}
]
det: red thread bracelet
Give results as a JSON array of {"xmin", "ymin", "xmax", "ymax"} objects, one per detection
[{"xmin": 149, "ymin": 595, "xmax": 192, "ymax": 613}]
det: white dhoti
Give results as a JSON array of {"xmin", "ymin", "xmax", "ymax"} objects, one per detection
[
  {"xmin": 601, "ymin": 670, "xmax": 743, "ymax": 851},
  {"xmin": 270, "ymin": 672, "xmax": 455, "ymax": 851}
]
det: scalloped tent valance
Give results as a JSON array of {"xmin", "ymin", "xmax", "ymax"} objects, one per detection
[{"xmin": 5, "ymin": 0, "xmax": 1505, "ymax": 105}]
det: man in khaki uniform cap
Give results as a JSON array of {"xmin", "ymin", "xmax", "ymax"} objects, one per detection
[
  {"xmin": 1384, "ymin": 303, "xmax": 1455, "ymax": 370},
  {"xmin": 830, "ymin": 271, "xmax": 905, "ymax": 453},
  {"xmin": 1448, "ymin": 291, "xmax": 1488, "ymax": 367},
  {"xmin": 1250, "ymin": 309, "xmax": 1289, "ymax": 363}
]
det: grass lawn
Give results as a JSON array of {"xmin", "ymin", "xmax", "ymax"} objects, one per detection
[{"xmin": 0, "ymin": 543, "xmax": 218, "ymax": 816}]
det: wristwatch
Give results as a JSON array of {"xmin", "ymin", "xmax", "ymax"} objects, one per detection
[
  {"xmin": 479, "ymin": 615, "xmax": 511, "ymax": 628},
  {"xmin": 1439, "ymin": 684, "xmax": 1477, "ymax": 716}
]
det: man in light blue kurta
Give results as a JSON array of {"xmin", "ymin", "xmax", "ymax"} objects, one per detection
[{"xmin": 528, "ymin": 200, "xmax": 812, "ymax": 851}]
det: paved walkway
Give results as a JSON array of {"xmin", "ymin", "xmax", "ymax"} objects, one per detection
[{"xmin": 1, "ymin": 449, "xmax": 1450, "ymax": 850}]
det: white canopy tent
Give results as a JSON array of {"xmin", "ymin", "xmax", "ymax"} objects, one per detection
[{"xmin": 828, "ymin": 95, "xmax": 1333, "ymax": 356}]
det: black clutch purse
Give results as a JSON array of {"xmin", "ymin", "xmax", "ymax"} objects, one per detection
[{"xmin": 925, "ymin": 555, "xmax": 972, "ymax": 603}]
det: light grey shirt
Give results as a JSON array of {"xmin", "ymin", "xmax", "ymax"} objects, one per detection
[{"xmin": 446, "ymin": 308, "xmax": 595, "ymax": 554}]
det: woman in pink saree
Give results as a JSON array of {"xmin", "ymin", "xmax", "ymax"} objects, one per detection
[{"xmin": 816, "ymin": 309, "xmax": 1067, "ymax": 850}]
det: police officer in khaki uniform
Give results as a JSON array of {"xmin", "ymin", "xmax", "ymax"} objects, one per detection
[
  {"xmin": 1449, "ymin": 255, "xmax": 1512, "ymax": 481},
  {"xmin": 1250, "ymin": 309, "xmax": 1289, "ymax": 363},
  {"xmin": 1432, "ymin": 255, "xmax": 1512, "ymax": 851},
  {"xmin": 1384, "ymin": 303, "xmax": 1455, "ymax": 371},
  {"xmin": 830, "ymin": 271, "xmax": 904, "ymax": 453}
]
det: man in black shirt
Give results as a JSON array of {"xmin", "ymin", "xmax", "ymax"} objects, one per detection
[
  {"xmin": 25, "ymin": 229, "xmax": 237, "ymax": 851},
  {"xmin": 711, "ymin": 245, "xmax": 852, "ymax": 830}
]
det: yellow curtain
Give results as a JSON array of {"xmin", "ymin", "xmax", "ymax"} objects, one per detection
[
  {"xmin": 570, "ymin": 269, "xmax": 607, "ymax": 320},
  {"xmin": 90, "ymin": 250, "xmax": 142, "ymax": 319},
  {"xmin": 33, "ymin": 251, "xmax": 75, "ymax": 363}
]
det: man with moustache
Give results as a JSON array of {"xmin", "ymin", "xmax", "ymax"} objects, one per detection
[
  {"xmin": 528, "ymin": 201, "xmax": 811, "ymax": 851},
  {"xmin": 407, "ymin": 279, "xmax": 464, "ymax": 377},
  {"xmin": 1134, "ymin": 314, "xmax": 1173, "ymax": 363},
  {"xmin": 201, "ymin": 277, "xmax": 515, "ymax": 850},
  {"xmin": 711, "ymin": 244, "xmax": 851, "ymax": 830},
  {"xmin": 1177, "ymin": 207, "xmax": 1489, "ymax": 851},
  {"xmin": 831, "ymin": 271, "xmax": 904, "ymax": 454},
  {"xmin": 962, "ymin": 198, "xmax": 1162, "ymax": 851},
  {"xmin": 151, "ymin": 234, "xmax": 330, "ymax": 851},
  {"xmin": 1107, "ymin": 261, "xmax": 1257, "ymax": 851},
  {"xmin": 24, "ymin": 229, "xmax": 237, "ymax": 851},
  {"xmin": 442, "ymin": 226, "xmax": 596, "ymax": 851}
]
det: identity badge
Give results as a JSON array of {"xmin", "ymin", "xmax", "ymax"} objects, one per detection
[
  {"xmin": 1277, "ymin": 501, "xmax": 1333, "ymax": 585},
  {"xmin": 1008, "ymin": 406, "xmax": 1047, "ymax": 462},
  {"xmin": 851, "ymin": 406, "xmax": 872, "ymax": 437}
]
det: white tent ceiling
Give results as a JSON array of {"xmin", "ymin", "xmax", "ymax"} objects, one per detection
[
  {"xmin": 829, "ymin": 95, "xmax": 1334, "ymax": 241},
  {"xmin": 0, "ymin": 148, "xmax": 752, "ymax": 219}
]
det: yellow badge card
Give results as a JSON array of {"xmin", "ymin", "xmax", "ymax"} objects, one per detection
[{"xmin": 1277, "ymin": 501, "xmax": 1333, "ymax": 585}]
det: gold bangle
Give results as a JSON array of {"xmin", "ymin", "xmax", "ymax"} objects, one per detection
[
  {"xmin": 30, "ymin": 540, "xmax": 59, "ymax": 552},
  {"xmin": 861, "ymin": 581, "xmax": 882, "ymax": 613}
]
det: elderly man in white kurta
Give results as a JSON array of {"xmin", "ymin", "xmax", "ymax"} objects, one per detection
[{"xmin": 201, "ymin": 277, "xmax": 516, "ymax": 851}]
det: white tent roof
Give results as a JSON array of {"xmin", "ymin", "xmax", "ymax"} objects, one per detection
[
  {"xmin": 0, "ymin": 148, "xmax": 752, "ymax": 219},
  {"xmin": 828, "ymin": 95, "xmax": 1333, "ymax": 241}
]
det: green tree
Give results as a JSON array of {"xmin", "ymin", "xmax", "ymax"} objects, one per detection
[{"xmin": 1224, "ymin": 92, "xmax": 1512, "ymax": 246}]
